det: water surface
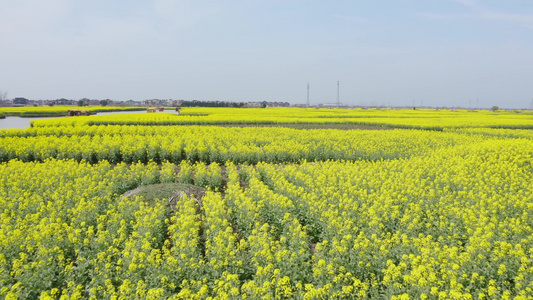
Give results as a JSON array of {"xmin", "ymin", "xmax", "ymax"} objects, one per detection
[
  {"xmin": 0, "ymin": 110, "xmax": 178, "ymax": 129},
  {"xmin": 0, "ymin": 116, "xmax": 63, "ymax": 130}
]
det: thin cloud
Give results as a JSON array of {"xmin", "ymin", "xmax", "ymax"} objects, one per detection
[
  {"xmin": 153, "ymin": 0, "xmax": 221, "ymax": 29},
  {"xmin": 418, "ymin": 1, "xmax": 533, "ymax": 30},
  {"xmin": 418, "ymin": 12, "xmax": 472, "ymax": 21},
  {"xmin": 333, "ymin": 14, "xmax": 368, "ymax": 23},
  {"xmin": 72, "ymin": 16, "xmax": 153, "ymax": 47},
  {"xmin": 451, "ymin": 0, "xmax": 479, "ymax": 8},
  {"xmin": 481, "ymin": 11, "xmax": 533, "ymax": 27},
  {"xmin": 0, "ymin": 0, "xmax": 71, "ymax": 35}
]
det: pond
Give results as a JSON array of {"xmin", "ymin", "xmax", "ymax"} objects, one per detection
[
  {"xmin": 0, "ymin": 116, "xmax": 62, "ymax": 130},
  {"xmin": 0, "ymin": 110, "xmax": 178, "ymax": 129}
]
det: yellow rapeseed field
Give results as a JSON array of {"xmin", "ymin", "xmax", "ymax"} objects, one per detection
[
  {"xmin": 0, "ymin": 108, "xmax": 532, "ymax": 299},
  {"xmin": 29, "ymin": 107, "xmax": 533, "ymax": 130}
]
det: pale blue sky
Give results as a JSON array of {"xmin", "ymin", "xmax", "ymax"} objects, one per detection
[{"xmin": 1, "ymin": 0, "xmax": 533, "ymax": 108}]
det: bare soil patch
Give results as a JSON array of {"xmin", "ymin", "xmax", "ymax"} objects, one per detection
[{"xmin": 121, "ymin": 182, "xmax": 206, "ymax": 208}]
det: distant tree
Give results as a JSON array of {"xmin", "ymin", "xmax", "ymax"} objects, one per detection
[
  {"xmin": 77, "ymin": 100, "xmax": 84, "ymax": 106},
  {"xmin": 0, "ymin": 90, "xmax": 8, "ymax": 101},
  {"xmin": 180, "ymin": 100, "xmax": 245, "ymax": 108},
  {"xmin": 99, "ymin": 100, "xmax": 108, "ymax": 106},
  {"xmin": 491, "ymin": 106, "xmax": 499, "ymax": 111}
]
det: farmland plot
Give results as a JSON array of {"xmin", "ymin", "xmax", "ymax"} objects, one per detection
[{"xmin": 0, "ymin": 110, "xmax": 532, "ymax": 299}]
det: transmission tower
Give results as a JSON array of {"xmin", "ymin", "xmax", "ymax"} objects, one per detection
[
  {"xmin": 307, "ymin": 83, "xmax": 310, "ymax": 106},
  {"xmin": 336, "ymin": 81, "xmax": 340, "ymax": 107}
]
